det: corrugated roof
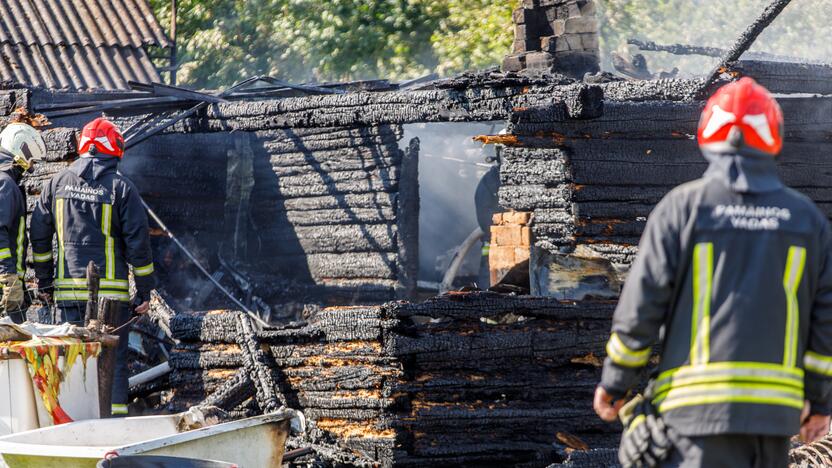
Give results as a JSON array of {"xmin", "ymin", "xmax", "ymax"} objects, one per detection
[
  {"xmin": 0, "ymin": 0, "xmax": 169, "ymax": 89},
  {"xmin": 0, "ymin": 43, "xmax": 161, "ymax": 90},
  {"xmin": 0, "ymin": 0, "xmax": 170, "ymax": 48}
]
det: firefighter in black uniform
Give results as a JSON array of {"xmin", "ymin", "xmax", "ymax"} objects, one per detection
[
  {"xmin": 594, "ymin": 78, "xmax": 832, "ymax": 466},
  {"xmin": 0, "ymin": 123, "xmax": 45, "ymax": 323},
  {"xmin": 31, "ymin": 118, "xmax": 156, "ymax": 417}
]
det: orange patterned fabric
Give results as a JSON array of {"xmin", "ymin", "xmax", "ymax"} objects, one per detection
[{"xmin": 5, "ymin": 337, "xmax": 100, "ymax": 425}]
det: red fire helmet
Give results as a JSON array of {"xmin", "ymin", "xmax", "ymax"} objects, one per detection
[
  {"xmin": 78, "ymin": 117, "xmax": 124, "ymax": 158},
  {"xmin": 697, "ymin": 77, "xmax": 784, "ymax": 156}
]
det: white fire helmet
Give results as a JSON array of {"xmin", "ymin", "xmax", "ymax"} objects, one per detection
[{"xmin": 0, "ymin": 123, "xmax": 46, "ymax": 172}]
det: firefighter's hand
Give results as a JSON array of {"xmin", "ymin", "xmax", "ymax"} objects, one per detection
[
  {"xmin": 800, "ymin": 413, "xmax": 831, "ymax": 443},
  {"xmin": 594, "ymin": 385, "xmax": 626, "ymax": 422},
  {"xmin": 134, "ymin": 301, "xmax": 149, "ymax": 315}
]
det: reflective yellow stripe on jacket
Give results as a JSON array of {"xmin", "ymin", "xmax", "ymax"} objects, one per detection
[
  {"xmin": 54, "ymin": 200, "xmax": 130, "ymax": 302},
  {"xmin": 654, "ymin": 244, "xmax": 807, "ymax": 414},
  {"xmin": 805, "ymin": 351, "xmax": 832, "ymax": 377},
  {"xmin": 652, "ymin": 361, "xmax": 804, "ymax": 412},
  {"xmin": 690, "ymin": 242, "xmax": 713, "ymax": 366},
  {"xmin": 15, "ymin": 216, "xmax": 24, "ymax": 277},
  {"xmin": 606, "ymin": 332, "xmax": 651, "ymax": 368}
]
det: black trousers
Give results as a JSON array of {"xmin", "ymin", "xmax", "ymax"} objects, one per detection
[
  {"xmin": 57, "ymin": 301, "xmax": 131, "ymax": 415},
  {"xmin": 661, "ymin": 434, "xmax": 790, "ymax": 468}
]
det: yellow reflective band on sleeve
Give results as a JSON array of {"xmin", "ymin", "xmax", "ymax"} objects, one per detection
[
  {"xmin": 134, "ymin": 263, "xmax": 154, "ymax": 277},
  {"xmin": 690, "ymin": 242, "xmax": 713, "ymax": 366},
  {"xmin": 783, "ymin": 246, "xmax": 806, "ymax": 368},
  {"xmin": 481, "ymin": 243, "xmax": 490, "ymax": 256},
  {"xmin": 33, "ymin": 251, "xmax": 52, "ymax": 263},
  {"xmin": 805, "ymin": 351, "xmax": 832, "ymax": 376},
  {"xmin": 56, "ymin": 198, "xmax": 65, "ymax": 281},
  {"xmin": 0, "ymin": 248, "xmax": 11, "ymax": 260},
  {"xmin": 102, "ymin": 203, "xmax": 115, "ymax": 280},
  {"xmin": 605, "ymin": 332, "xmax": 651, "ymax": 368},
  {"xmin": 111, "ymin": 404, "xmax": 128, "ymax": 415},
  {"xmin": 15, "ymin": 216, "xmax": 24, "ymax": 275}
]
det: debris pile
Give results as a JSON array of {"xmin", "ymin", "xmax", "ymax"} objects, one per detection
[{"xmin": 166, "ymin": 292, "xmax": 618, "ymax": 466}]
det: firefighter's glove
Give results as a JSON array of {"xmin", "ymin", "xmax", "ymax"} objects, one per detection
[
  {"xmin": 0, "ymin": 273, "xmax": 24, "ymax": 313},
  {"xmin": 618, "ymin": 395, "xmax": 681, "ymax": 468},
  {"xmin": 36, "ymin": 278, "xmax": 53, "ymax": 304}
]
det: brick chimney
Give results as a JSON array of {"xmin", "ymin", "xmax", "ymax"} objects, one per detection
[{"xmin": 503, "ymin": 0, "xmax": 600, "ymax": 79}]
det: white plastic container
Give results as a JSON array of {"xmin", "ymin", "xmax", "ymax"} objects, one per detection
[
  {"xmin": 0, "ymin": 353, "xmax": 99, "ymax": 437},
  {"xmin": 0, "ymin": 358, "xmax": 38, "ymax": 436},
  {"xmin": 0, "ymin": 411, "xmax": 296, "ymax": 468}
]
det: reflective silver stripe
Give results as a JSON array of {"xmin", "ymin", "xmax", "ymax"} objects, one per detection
[
  {"xmin": 134, "ymin": 263, "xmax": 154, "ymax": 277},
  {"xmin": 55, "ymin": 290, "xmax": 130, "ymax": 302},
  {"xmin": 690, "ymin": 243, "xmax": 713, "ymax": 366},
  {"xmin": 0, "ymin": 248, "xmax": 11, "ymax": 259},
  {"xmin": 102, "ymin": 204, "xmax": 115, "ymax": 280},
  {"xmin": 15, "ymin": 216, "xmax": 24, "ymax": 275},
  {"xmin": 805, "ymin": 351, "xmax": 832, "ymax": 376},
  {"xmin": 605, "ymin": 332, "xmax": 651, "ymax": 368},
  {"xmin": 55, "ymin": 278, "xmax": 128, "ymax": 290},
  {"xmin": 654, "ymin": 382, "xmax": 804, "ymax": 413},
  {"xmin": 783, "ymin": 246, "xmax": 806, "ymax": 368},
  {"xmin": 655, "ymin": 362, "xmax": 804, "ymax": 396},
  {"xmin": 111, "ymin": 404, "xmax": 128, "ymax": 415},
  {"xmin": 33, "ymin": 251, "xmax": 52, "ymax": 262}
]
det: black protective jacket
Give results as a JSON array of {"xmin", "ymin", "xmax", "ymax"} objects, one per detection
[
  {"xmin": 30, "ymin": 156, "xmax": 156, "ymax": 303},
  {"xmin": 601, "ymin": 151, "xmax": 832, "ymax": 437},
  {"xmin": 0, "ymin": 154, "xmax": 27, "ymax": 279}
]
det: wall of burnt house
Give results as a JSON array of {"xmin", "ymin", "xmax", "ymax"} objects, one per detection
[
  {"xmin": 498, "ymin": 61, "xmax": 832, "ymax": 302},
  {"xmin": 10, "ymin": 76, "xmax": 601, "ymax": 315}
]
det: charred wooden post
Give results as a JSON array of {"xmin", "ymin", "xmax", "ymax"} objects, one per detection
[
  {"xmin": 85, "ymin": 261, "xmax": 99, "ymax": 327},
  {"xmin": 96, "ymin": 298, "xmax": 122, "ymax": 418}
]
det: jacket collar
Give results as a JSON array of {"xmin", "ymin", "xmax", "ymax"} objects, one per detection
[
  {"xmin": 69, "ymin": 153, "xmax": 119, "ymax": 181},
  {"xmin": 0, "ymin": 149, "xmax": 20, "ymax": 183},
  {"xmin": 702, "ymin": 150, "xmax": 783, "ymax": 194}
]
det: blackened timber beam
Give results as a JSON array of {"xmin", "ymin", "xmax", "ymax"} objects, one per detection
[{"xmin": 699, "ymin": 0, "xmax": 793, "ymax": 96}]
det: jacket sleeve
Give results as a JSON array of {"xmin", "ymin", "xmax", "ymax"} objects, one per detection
[
  {"xmin": 29, "ymin": 180, "xmax": 55, "ymax": 282},
  {"xmin": 0, "ymin": 180, "xmax": 19, "ymax": 274},
  {"xmin": 600, "ymin": 194, "xmax": 683, "ymax": 397},
  {"xmin": 118, "ymin": 179, "xmax": 156, "ymax": 299},
  {"xmin": 804, "ymin": 217, "xmax": 832, "ymax": 415}
]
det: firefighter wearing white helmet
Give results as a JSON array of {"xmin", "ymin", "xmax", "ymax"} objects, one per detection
[{"xmin": 0, "ymin": 123, "xmax": 44, "ymax": 322}]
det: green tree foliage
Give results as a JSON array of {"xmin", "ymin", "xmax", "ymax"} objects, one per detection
[
  {"xmin": 151, "ymin": 0, "xmax": 830, "ymax": 88},
  {"xmin": 150, "ymin": 0, "xmax": 513, "ymax": 88}
]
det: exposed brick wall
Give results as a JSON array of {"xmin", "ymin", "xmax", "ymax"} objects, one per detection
[{"xmin": 504, "ymin": 0, "xmax": 600, "ymax": 79}]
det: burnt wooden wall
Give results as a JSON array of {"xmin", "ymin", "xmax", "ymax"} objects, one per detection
[{"xmin": 14, "ymin": 74, "xmax": 602, "ymax": 309}]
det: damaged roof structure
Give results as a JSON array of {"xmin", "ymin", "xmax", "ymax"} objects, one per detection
[
  {"xmin": 0, "ymin": 0, "xmax": 170, "ymax": 90},
  {"xmin": 4, "ymin": 0, "xmax": 832, "ymax": 466}
]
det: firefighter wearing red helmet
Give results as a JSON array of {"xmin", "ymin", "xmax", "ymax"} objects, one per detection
[
  {"xmin": 30, "ymin": 117, "xmax": 156, "ymax": 417},
  {"xmin": 594, "ymin": 77, "xmax": 832, "ymax": 467}
]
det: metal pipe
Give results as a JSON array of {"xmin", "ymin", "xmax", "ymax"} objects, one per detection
[
  {"xmin": 137, "ymin": 195, "xmax": 268, "ymax": 328},
  {"xmin": 440, "ymin": 227, "xmax": 484, "ymax": 293},
  {"xmin": 128, "ymin": 361, "xmax": 172, "ymax": 388}
]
